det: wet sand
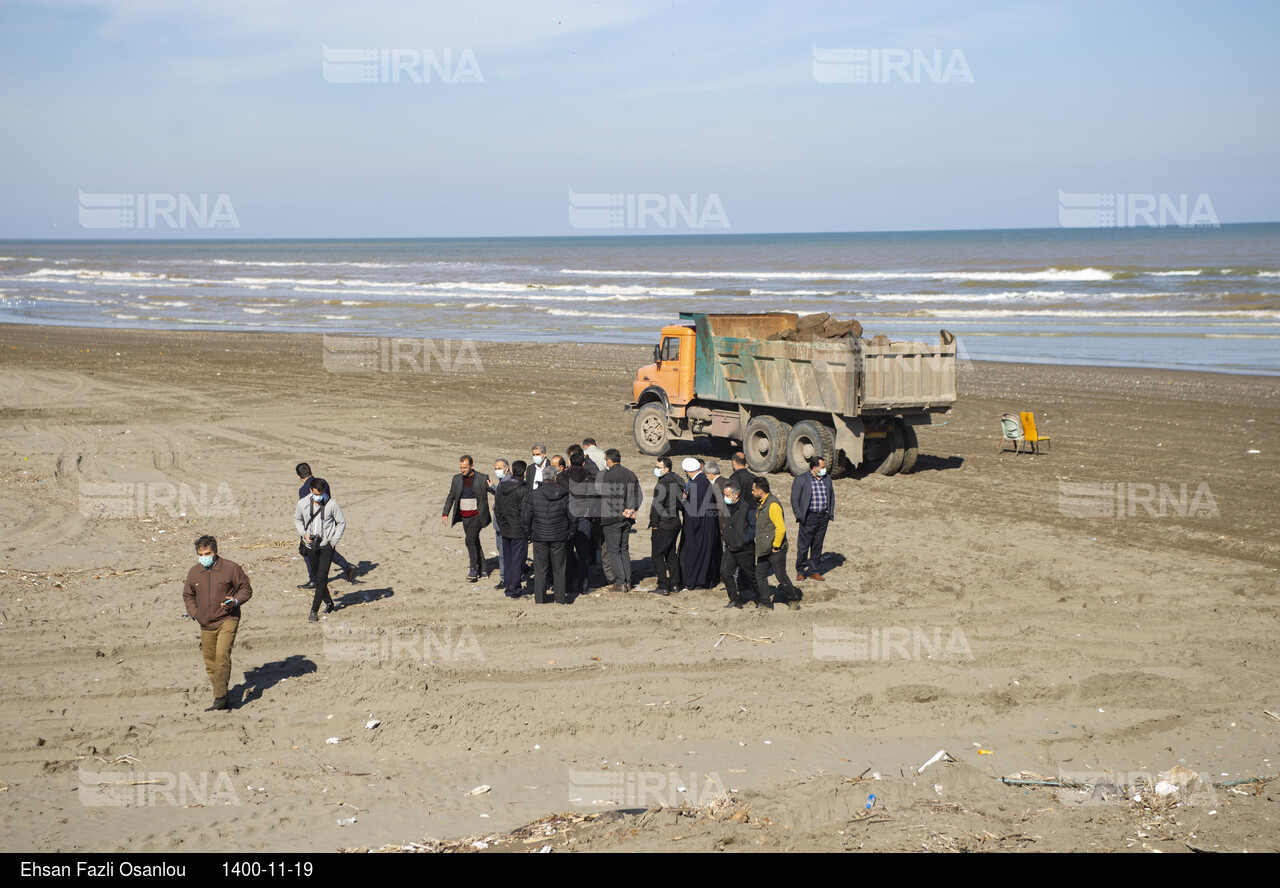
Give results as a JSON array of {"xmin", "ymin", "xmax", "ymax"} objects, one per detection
[{"xmin": 0, "ymin": 322, "xmax": 1277, "ymax": 853}]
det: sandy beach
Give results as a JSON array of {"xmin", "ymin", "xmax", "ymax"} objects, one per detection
[{"xmin": 0, "ymin": 322, "xmax": 1276, "ymax": 853}]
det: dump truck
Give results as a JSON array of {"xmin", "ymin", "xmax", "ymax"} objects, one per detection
[{"xmin": 626, "ymin": 312, "xmax": 956, "ymax": 476}]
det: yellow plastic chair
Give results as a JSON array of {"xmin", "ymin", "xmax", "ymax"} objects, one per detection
[
  {"xmin": 1019, "ymin": 411, "xmax": 1051, "ymax": 454},
  {"xmin": 998, "ymin": 413, "xmax": 1026, "ymax": 454}
]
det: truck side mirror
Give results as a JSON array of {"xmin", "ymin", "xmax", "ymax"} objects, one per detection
[{"xmin": 653, "ymin": 344, "xmax": 662, "ymax": 364}]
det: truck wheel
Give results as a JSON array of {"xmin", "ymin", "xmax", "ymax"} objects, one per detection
[
  {"xmin": 744, "ymin": 415, "xmax": 790, "ymax": 474},
  {"xmin": 634, "ymin": 403, "xmax": 673, "ymax": 457},
  {"xmin": 898, "ymin": 422, "xmax": 919, "ymax": 474},
  {"xmin": 870, "ymin": 426, "xmax": 905, "ymax": 475},
  {"xmin": 785, "ymin": 420, "xmax": 836, "ymax": 476}
]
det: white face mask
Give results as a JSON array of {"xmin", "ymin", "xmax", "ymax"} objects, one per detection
[
  {"xmin": 533, "ymin": 454, "xmax": 544, "ymax": 465},
  {"xmin": 495, "ymin": 469, "xmax": 506, "ymax": 479},
  {"xmin": 654, "ymin": 467, "xmax": 664, "ymax": 478}
]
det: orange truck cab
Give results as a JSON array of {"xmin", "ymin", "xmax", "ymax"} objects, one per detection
[{"xmin": 632, "ymin": 323, "xmax": 696, "ymax": 412}]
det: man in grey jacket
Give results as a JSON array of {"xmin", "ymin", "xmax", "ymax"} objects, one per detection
[{"xmin": 294, "ymin": 477, "xmax": 346, "ymax": 621}]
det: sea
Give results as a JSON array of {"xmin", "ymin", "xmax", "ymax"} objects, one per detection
[{"xmin": 1, "ymin": 224, "xmax": 1277, "ymax": 375}]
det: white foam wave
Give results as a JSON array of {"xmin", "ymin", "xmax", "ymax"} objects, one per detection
[
  {"xmin": 876, "ymin": 291, "xmax": 1071, "ymax": 303},
  {"xmin": 559, "ymin": 267, "xmax": 1117, "ymax": 283},
  {"xmin": 904, "ymin": 308, "xmax": 1280, "ymax": 320},
  {"xmin": 543, "ymin": 308, "xmax": 671, "ymax": 320},
  {"xmin": 234, "ymin": 276, "xmax": 343, "ymax": 286},
  {"xmin": 28, "ymin": 268, "xmax": 169, "ymax": 281}
]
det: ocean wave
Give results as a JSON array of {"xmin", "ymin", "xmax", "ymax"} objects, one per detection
[
  {"xmin": 901, "ymin": 308, "xmax": 1280, "ymax": 320},
  {"xmin": 27, "ymin": 268, "xmax": 169, "ymax": 281},
  {"xmin": 558, "ymin": 267, "xmax": 1117, "ymax": 282},
  {"xmin": 233, "ymin": 276, "xmax": 344, "ymax": 286},
  {"xmin": 543, "ymin": 308, "xmax": 671, "ymax": 320},
  {"xmin": 202, "ymin": 258, "xmax": 485, "ymax": 270},
  {"xmin": 10, "ymin": 294, "xmax": 106, "ymax": 305},
  {"xmin": 874, "ymin": 291, "xmax": 1071, "ymax": 303}
]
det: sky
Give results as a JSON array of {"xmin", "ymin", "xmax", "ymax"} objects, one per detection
[{"xmin": 1, "ymin": 0, "xmax": 1277, "ymax": 238}]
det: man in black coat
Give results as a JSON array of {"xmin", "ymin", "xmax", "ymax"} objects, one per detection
[
  {"xmin": 599, "ymin": 448, "xmax": 642, "ymax": 592},
  {"xmin": 719, "ymin": 481, "xmax": 757, "ymax": 608},
  {"xmin": 441, "ymin": 455, "xmax": 491, "ymax": 582},
  {"xmin": 493, "ymin": 459, "xmax": 529, "ymax": 598},
  {"xmin": 558, "ymin": 451, "xmax": 597, "ymax": 595},
  {"xmin": 729, "ymin": 451, "xmax": 756, "ymax": 506},
  {"xmin": 648, "ymin": 457, "xmax": 683, "ymax": 597},
  {"xmin": 521, "ymin": 464, "xmax": 574, "ymax": 604}
]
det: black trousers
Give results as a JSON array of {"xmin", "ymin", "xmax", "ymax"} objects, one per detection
[
  {"xmin": 755, "ymin": 542, "xmax": 801, "ymax": 604},
  {"xmin": 461, "ymin": 515, "xmax": 485, "ymax": 574},
  {"xmin": 501, "ymin": 536, "xmax": 526, "ymax": 595},
  {"xmin": 569, "ymin": 518, "xmax": 593, "ymax": 594},
  {"xmin": 721, "ymin": 547, "xmax": 757, "ymax": 603},
  {"xmin": 651, "ymin": 525, "xmax": 682, "ymax": 591},
  {"xmin": 795, "ymin": 511, "xmax": 831, "ymax": 575},
  {"xmin": 305, "ymin": 544, "xmax": 335, "ymax": 612},
  {"xmin": 532, "ymin": 540, "xmax": 568, "ymax": 604}
]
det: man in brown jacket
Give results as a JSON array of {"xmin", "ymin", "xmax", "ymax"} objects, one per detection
[{"xmin": 183, "ymin": 535, "xmax": 252, "ymax": 711}]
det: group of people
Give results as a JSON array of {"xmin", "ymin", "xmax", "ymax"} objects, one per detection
[
  {"xmin": 441, "ymin": 439, "xmax": 839, "ymax": 610},
  {"xmin": 183, "ymin": 442, "xmax": 839, "ymax": 712},
  {"xmin": 442, "ymin": 439, "xmax": 643, "ymax": 604}
]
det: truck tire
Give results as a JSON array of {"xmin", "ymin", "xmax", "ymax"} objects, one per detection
[
  {"xmin": 785, "ymin": 420, "xmax": 836, "ymax": 476},
  {"xmin": 898, "ymin": 422, "xmax": 919, "ymax": 474},
  {"xmin": 744, "ymin": 415, "xmax": 790, "ymax": 474},
  {"xmin": 869, "ymin": 426, "xmax": 904, "ymax": 476},
  {"xmin": 634, "ymin": 403, "xmax": 673, "ymax": 457}
]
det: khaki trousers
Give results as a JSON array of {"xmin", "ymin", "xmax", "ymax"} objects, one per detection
[{"xmin": 200, "ymin": 618, "xmax": 239, "ymax": 699}]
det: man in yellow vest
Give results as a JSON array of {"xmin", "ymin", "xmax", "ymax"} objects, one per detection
[{"xmin": 751, "ymin": 477, "xmax": 801, "ymax": 611}]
